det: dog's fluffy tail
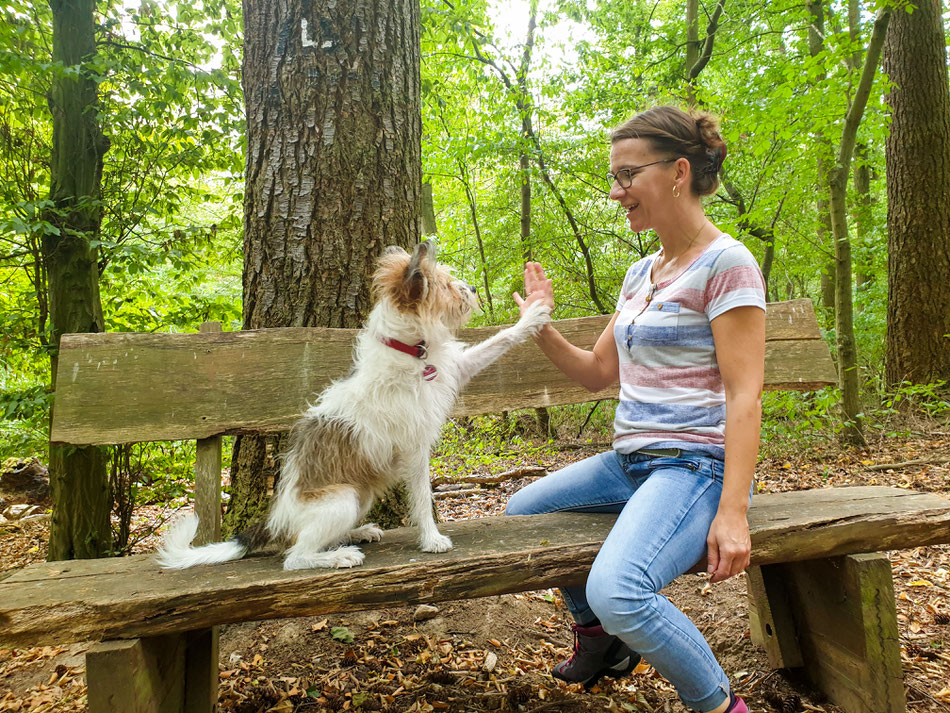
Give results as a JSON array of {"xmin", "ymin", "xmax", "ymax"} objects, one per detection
[{"xmin": 155, "ymin": 512, "xmax": 253, "ymax": 569}]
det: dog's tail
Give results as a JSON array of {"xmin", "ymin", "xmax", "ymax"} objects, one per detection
[{"xmin": 155, "ymin": 512, "xmax": 268, "ymax": 569}]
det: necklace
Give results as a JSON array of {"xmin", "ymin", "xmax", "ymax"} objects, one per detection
[{"xmin": 653, "ymin": 219, "xmax": 709, "ymax": 283}]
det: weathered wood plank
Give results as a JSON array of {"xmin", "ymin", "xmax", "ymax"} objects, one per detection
[
  {"xmin": 781, "ymin": 554, "xmax": 906, "ymax": 713},
  {"xmin": 86, "ymin": 636, "xmax": 186, "ymax": 713},
  {"xmin": 50, "ymin": 300, "xmax": 836, "ymax": 445},
  {"xmin": 194, "ymin": 322, "xmax": 222, "ymax": 547},
  {"xmin": 183, "ymin": 628, "xmax": 217, "ymax": 713},
  {"xmin": 1, "ymin": 486, "xmax": 947, "ymax": 647},
  {"xmin": 746, "ymin": 565, "xmax": 804, "ymax": 668}
]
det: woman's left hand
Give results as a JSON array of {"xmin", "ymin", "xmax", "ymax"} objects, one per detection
[{"xmin": 706, "ymin": 509, "xmax": 751, "ymax": 583}]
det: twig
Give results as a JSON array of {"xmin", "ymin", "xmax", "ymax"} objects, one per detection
[
  {"xmin": 434, "ymin": 488, "xmax": 481, "ymax": 500},
  {"xmin": 431, "ymin": 467, "xmax": 546, "ymax": 489},
  {"xmin": 866, "ymin": 455, "xmax": 950, "ymax": 471}
]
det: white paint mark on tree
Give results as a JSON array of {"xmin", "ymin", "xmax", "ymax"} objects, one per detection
[{"xmin": 301, "ymin": 19, "xmax": 316, "ymax": 48}]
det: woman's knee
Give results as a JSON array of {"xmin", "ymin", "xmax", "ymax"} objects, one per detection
[
  {"xmin": 585, "ymin": 560, "xmax": 655, "ymax": 634},
  {"xmin": 504, "ymin": 486, "xmax": 534, "ymax": 516}
]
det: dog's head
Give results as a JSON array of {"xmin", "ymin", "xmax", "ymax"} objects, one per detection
[{"xmin": 372, "ymin": 241, "xmax": 477, "ymax": 328}]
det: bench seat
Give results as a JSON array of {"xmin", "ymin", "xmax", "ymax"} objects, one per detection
[{"xmin": 3, "ymin": 486, "xmax": 949, "ymax": 647}]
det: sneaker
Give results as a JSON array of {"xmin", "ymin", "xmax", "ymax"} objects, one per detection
[{"xmin": 552, "ymin": 623, "xmax": 640, "ymax": 689}]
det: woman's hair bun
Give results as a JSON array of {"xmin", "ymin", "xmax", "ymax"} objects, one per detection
[{"xmin": 694, "ymin": 112, "xmax": 727, "ymax": 176}]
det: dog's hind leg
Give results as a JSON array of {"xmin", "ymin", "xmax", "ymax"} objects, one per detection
[{"xmin": 283, "ymin": 486, "xmax": 365, "ymax": 570}]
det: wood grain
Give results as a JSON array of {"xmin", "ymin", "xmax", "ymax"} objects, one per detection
[
  {"xmin": 2, "ymin": 486, "xmax": 947, "ymax": 647},
  {"xmin": 51, "ymin": 300, "xmax": 836, "ymax": 445}
]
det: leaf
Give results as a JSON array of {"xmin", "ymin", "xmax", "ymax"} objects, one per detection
[
  {"xmin": 331, "ymin": 626, "xmax": 355, "ymax": 643},
  {"xmin": 908, "ymin": 579, "xmax": 933, "ymax": 587}
]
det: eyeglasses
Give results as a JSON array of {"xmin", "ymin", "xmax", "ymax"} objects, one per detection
[{"xmin": 607, "ymin": 158, "xmax": 679, "ymax": 189}]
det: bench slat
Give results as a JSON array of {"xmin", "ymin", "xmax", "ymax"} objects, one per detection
[
  {"xmin": 51, "ymin": 299, "xmax": 836, "ymax": 445},
  {"xmin": 1, "ymin": 486, "xmax": 946, "ymax": 647}
]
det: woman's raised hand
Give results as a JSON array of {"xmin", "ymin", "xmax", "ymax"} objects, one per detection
[{"xmin": 512, "ymin": 262, "xmax": 555, "ymax": 315}]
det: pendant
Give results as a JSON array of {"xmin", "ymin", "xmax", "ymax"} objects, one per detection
[{"xmin": 422, "ymin": 365, "xmax": 438, "ymax": 381}]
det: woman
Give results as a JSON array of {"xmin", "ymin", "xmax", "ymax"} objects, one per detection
[{"xmin": 506, "ymin": 105, "xmax": 765, "ymax": 713}]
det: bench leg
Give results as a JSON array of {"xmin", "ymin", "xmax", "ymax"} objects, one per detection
[
  {"xmin": 86, "ymin": 628, "xmax": 218, "ymax": 713},
  {"xmin": 747, "ymin": 553, "xmax": 905, "ymax": 713}
]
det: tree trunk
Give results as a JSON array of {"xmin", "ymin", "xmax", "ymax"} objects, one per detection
[
  {"xmin": 809, "ymin": 0, "xmax": 836, "ymax": 322},
  {"xmin": 852, "ymin": 142, "xmax": 872, "ymax": 306},
  {"xmin": 829, "ymin": 7, "xmax": 891, "ymax": 446},
  {"xmin": 227, "ymin": 0, "xmax": 422, "ymax": 534},
  {"xmin": 883, "ymin": 0, "xmax": 950, "ymax": 387},
  {"xmin": 44, "ymin": 0, "xmax": 111, "ymax": 561},
  {"xmin": 848, "ymin": 1, "xmax": 872, "ymax": 308},
  {"xmin": 685, "ymin": 0, "xmax": 699, "ymax": 105}
]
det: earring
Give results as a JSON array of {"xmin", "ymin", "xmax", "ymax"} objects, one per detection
[{"xmin": 672, "ymin": 185, "xmax": 681, "ymax": 199}]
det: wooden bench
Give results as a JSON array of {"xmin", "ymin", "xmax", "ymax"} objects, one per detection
[{"xmin": 2, "ymin": 299, "xmax": 948, "ymax": 713}]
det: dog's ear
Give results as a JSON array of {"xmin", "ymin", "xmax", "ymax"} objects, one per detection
[
  {"xmin": 405, "ymin": 243, "xmax": 429, "ymax": 303},
  {"xmin": 382, "ymin": 245, "xmax": 407, "ymax": 258}
]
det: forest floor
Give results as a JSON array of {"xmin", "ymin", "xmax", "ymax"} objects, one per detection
[{"xmin": 1, "ymin": 426, "xmax": 949, "ymax": 713}]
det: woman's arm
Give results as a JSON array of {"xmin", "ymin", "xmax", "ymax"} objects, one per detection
[
  {"xmin": 706, "ymin": 305, "xmax": 765, "ymax": 583},
  {"xmin": 513, "ymin": 262, "xmax": 620, "ymax": 392}
]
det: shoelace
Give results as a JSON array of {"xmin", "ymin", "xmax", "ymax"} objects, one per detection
[{"xmin": 567, "ymin": 623, "xmax": 582, "ymax": 662}]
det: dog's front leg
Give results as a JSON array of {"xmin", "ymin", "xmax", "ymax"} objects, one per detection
[
  {"xmin": 404, "ymin": 451, "xmax": 452, "ymax": 553},
  {"xmin": 458, "ymin": 301, "xmax": 551, "ymax": 386}
]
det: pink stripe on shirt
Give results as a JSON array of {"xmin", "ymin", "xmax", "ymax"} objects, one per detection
[
  {"xmin": 619, "ymin": 363, "xmax": 723, "ymax": 392},
  {"xmin": 614, "ymin": 430, "xmax": 726, "ymax": 445},
  {"xmin": 705, "ymin": 265, "xmax": 766, "ymax": 305}
]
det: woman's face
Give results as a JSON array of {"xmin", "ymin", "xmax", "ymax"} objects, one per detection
[{"xmin": 608, "ymin": 138, "xmax": 681, "ymax": 233}]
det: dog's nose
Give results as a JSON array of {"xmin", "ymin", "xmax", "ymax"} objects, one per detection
[{"xmin": 468, "ymin": 284, "xmax": 477, "ymax": 294}]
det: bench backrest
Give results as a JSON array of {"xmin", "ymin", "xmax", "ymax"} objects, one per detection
[{"xmin": 50, "ymin": 298, "xmax": 836, "ymax": 446}]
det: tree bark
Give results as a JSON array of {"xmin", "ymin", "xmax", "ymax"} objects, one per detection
[
  {"xmin": 829, "ymin": 7, "xmax": 891, "ymax": 446},
  {"xmin": 883, "ymin": 0, "xmax": 950, "ymax": 387},
  {"xmin": 227, "ymin": 0, "xmax": 422, "ymax": 533},
  {"xmin": 44, "ymin": 0, "xmax": 111, "ymax": 561}
]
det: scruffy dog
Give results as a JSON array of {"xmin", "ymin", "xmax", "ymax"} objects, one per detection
[{"xmin": 156, "ymin": 241, "xmax": 550, "ymax": 570}]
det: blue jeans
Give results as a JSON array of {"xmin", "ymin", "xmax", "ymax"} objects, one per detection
[{"xmin": 505, "ymin": 450, "xmax": 733, "ymax": 712}]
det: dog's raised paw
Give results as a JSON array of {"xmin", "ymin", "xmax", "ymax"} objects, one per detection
[
  {"xmin": 421, "ymin": 533, "xmax": 453, "ymax": 553},
  {"xmin": 520, "ymin": 302, "xmax": 552, "ymax": 333},
  {"xmin": 348, "ymin": 523, "xmax": 384, "ymax": 543}
]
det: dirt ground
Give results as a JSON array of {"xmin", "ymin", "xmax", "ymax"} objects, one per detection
[{"xmin": 1, "ymin": 431, "xmax": 949, "ymax": 713}]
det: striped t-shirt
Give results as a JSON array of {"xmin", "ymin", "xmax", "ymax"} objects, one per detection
[{"xmin": 612, "ymin": 234, "xmax": 766, "ymax": 459}]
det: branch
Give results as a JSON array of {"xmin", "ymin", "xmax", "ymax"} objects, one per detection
[
  {"xmin": 688, "ymin": 0, "xmax": 727, "ymax": 80},
  {"xmin": 836, "ymin": 7, "xmax": 890, "ymax": 172}
]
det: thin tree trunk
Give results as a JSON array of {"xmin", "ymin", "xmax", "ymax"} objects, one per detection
[
  {"xmin": 458, "ymin": 161, "xmax": 493, "ymax": 316},
  {"xmin": 829, "ymin": 7, "xmax": 891, "ymax": 446},
  {"xmin": 228, "ymin": 0, "xmax": 422, "ymax": 534},
  {"xmin": 883, "ymin": 0, "xmax": 950, "ymax": 387},
  {"xmin": 848, "ymin": 1, "xmax": 872, "ymax": 308},
  {"xmin": 44, "ymin": 0, "xmax": 112, "ymax": 561},
  {"xmin": 518, "ymin": 4, "xmax": 536, "ymax": 263},
  {"xmin": 808, "ymin": 0, "xmax": 836, "ymax": 321},
  {"xmin": 852, "ymin": 145, "xmax": 872, "ymax": 308}
]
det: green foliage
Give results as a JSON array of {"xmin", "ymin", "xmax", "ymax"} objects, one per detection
[
  {"xmin": 761, "ymin": 387, "xmax": 843, "ymax": 447},
  {"xmin": 433, "ymin": 414, "xmax": 557, "ymax": 477}
]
